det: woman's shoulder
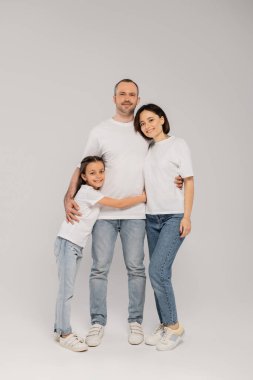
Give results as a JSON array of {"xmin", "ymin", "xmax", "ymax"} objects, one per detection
[
  {"xmin": 173, "ymin": 136, "xmax": 187, "ymax": 144},
  {"xmin": 172, "ymin": 136, "xmax": 190, "ymax": 149}
]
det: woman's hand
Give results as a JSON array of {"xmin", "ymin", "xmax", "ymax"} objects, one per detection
[
  {"xmin": 179, "ymin": 217, "xmax": 191, "ymax": 238},
  {"xmin": 174, "ymin": 175, "xmax": 184, "ymax": 190}
]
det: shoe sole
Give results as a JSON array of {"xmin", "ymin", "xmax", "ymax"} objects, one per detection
[
  {"xmin": 128, "ymin": 339, "xmax": 144, "ymax": 345},
  {"xmin": 59, "ymin": 343, "xmax": 88, "ymax": 352},
  {"xmin": 156, "ymin": 337, "xmax": 183, "ymax": 351},
  {"xmin": 85, "ymin": 341, "xmax": 101, "ymax": 347},
  {"xmin": 145, "ymin": 336, "xmax": 162, "ymax": 346},
  {"xmin": 85, "ymin": 334, "xmax": 104, "ymax": 347}
]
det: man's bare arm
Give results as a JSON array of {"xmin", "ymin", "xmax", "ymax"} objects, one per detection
[{"xmin": 64, "ymin": 167, "xmax": 82, "ymax": 223}]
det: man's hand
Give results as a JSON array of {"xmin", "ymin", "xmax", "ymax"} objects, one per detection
[
  {"xmin": 174, "ymin": 175, "xmax": 184, "ymax": 190},
  {"xmin": 65, "ymin": 197, "xmax": 82, "ymax": 224}
]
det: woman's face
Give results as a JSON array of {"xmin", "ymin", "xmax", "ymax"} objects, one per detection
[
  {"xmin": 139, "ymin": 110, "xmax": 165, "ymax": 140},
  {"xmin": 81, "ymin": 161, "xmax": 105, "ymax": 189}
]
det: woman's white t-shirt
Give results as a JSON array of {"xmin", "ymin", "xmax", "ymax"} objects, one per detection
[
  {"xmin": 144, "ymin": 136, "xmax": 194, "ymax": 215},
  {"xmin": 57, "ymin": 185, "xmax": 104, "ymax": 247}
]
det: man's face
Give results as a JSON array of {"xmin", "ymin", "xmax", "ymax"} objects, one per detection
[{"xmin": 113, "ymin": 82, "xmax": 140, "ymax": 116}]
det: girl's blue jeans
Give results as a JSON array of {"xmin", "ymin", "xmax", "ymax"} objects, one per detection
[
  {"xmin": 54, "ymin": 237, "xmax": 83, "ymax": 336},
  {"xmin": 146, "ymin": 214, "xmax": 184, "ymax": 325}
]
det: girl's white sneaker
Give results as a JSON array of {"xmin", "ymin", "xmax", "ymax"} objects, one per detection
[{"xmin": 59, "ymin": 333, "xmax": 88, "ymax": 352}]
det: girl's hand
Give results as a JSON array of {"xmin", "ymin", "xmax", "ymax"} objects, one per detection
[
  {"xmin": 141, "ymin": 191, "xmax": 147, "ymax": 203},
  {"xmin": 180, "ymin": 217, "xmax": 191, "ymax": 238}
]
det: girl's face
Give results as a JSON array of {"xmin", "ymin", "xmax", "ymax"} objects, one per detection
[
  {"xmin": 139, "ymin": 110, "xmax": 165, "ymax": 141},
  {"xmin": 81, "ymin": 161, "xmax": 105, "ymax": 189}
]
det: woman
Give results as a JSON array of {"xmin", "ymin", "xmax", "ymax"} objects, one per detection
[{"xmin": 134, "ymin": 104, "xmax": 194, "ymax": 351}]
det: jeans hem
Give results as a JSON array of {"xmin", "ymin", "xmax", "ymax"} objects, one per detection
[
  {"xmin": 128, "ymin": 318, "xmax": 143, "ymax": 324},
  {"xmin": 54, "ymin": 327, "xmax": 72, "ymax": 336},
  {"xmin": 91, "ymin": 320, "xmax": 106, "ymax": 327}
]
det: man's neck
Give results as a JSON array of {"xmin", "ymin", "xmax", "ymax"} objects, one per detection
[{"xmin": 112, "ymin": 113, "xmax": 134, "ymax": 123}]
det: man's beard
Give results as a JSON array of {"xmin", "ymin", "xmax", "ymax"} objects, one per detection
[{"xmin": 117, "ymin": 103, "xmax": 136, "ymax": 115}]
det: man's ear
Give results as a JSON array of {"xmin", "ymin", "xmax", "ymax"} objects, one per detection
[{"xmin": 113, "ymin": 95, "xmax": 116, "ymax": 104}]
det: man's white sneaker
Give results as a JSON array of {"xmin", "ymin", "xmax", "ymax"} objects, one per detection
[
  {"xmin": 59, "ymin": 333, "xmax": 88, "ymax": 352},
  {"xmin": 145, "ymin": 324, "xmax": 164, "ymax": 346},
  {"xmin": 85, "ymin": 324, "xmax": 104, "ymax": 347},
  {"xmin": 156, "ymin": 325, "xmax": 184, "ymax": 351},
  {"xmin": 128, "ymin": 322, "xmax": 144, "ymax": 345}
]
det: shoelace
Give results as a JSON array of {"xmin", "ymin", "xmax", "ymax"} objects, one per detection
[
  {"xmin": 154, "ymin": 324, "xmax": 164, "ymax": 335},
  {"xmin": 87, "ymin": 326, "xmax": 102, "ymax": 336},
  {"xmin": 160, "ymin": 328, "xmax": 177, "ymax": 343}
]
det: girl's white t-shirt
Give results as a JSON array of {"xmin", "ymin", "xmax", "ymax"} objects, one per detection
[
  {"xmin": 144, "ymin": 136, "xmax": 194, "ymax": 214},
  {"xmin": 57, "ymin": 185, "xmax": 104, "ymax": 247}
]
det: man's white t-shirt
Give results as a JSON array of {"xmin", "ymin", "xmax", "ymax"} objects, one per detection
[
  {"xmin": 144, "ymin": 136, "xmax": 194, "ymax": 214},
  {"xmin": 58, "ymin": 185, "xmax": 104, "ymax": 247},
  {"xmin": 80, "ymin": 118, "xmax": 148, "ymax": 219}
]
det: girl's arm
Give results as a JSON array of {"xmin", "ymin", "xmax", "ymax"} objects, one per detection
[
  {"xmin": 180, "ymin": 177, "xmax": 194, "ymax": 238},
  {"xmin": 98, "ymin": 192, "xmax": 146, "ymax": 209}
]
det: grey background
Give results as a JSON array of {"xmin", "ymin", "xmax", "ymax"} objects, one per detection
[{"xmin": 0, "ymin": 0, "xmax": 252, "ymax": 379}]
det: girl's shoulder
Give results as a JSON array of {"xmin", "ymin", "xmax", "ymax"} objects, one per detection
[{"xmin": 75, "ymin": 185, "xmax": 104, "ymax": 204}]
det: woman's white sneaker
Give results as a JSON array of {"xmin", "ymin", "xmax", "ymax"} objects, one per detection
[
  {"xmin": 145, "ymin": 324, "xmax": 164, "ymax": 346},
  {"xmin": 156, "ymin": 325, "xmax": 184, "ymax": 351},
  {"xmin": 59, "ymin": 333, "xmax": 88, "ymax": 352},
  {"xmin": 128, "ymin": 322, "xmax": 144, "ymax": 345},
  {"xmin": 85, "ymin": 324, "xmax": 104, "ymax": 347}
]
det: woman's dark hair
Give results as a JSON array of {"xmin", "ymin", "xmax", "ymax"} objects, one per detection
[
  {"xmin": 134, "ymin": 103, "xmax": 170, "ymax": 141},
  {"xmin": 74, "ymin": 156, "xmax": 105, "ymax": 196}
]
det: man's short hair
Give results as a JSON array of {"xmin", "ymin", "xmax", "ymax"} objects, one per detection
[{"xmin": 114, "ymin": 79, "xmax": 139, "ymax": 96}]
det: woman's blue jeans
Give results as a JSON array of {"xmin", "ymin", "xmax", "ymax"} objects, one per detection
[{"xmin": 146, "ymin": 214, "xmax": 184, "ymax": 325}]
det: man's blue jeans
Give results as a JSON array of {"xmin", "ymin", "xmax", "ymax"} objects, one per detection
[
  {"xmin": 54, "ymin": 237, "xmax": 83, "ymax": 335},
  {"xmin": 146, "ymin": 214, "xmax": 184, "ymax": 325},
  {"xmin": 90, "ymin": 219, "xmax": 146, "ymax": 326}
]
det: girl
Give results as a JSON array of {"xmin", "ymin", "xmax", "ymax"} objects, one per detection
[
  {"xmin": 134, "ymin": 104, "xmax": 194, "ymax": 351},
  {"xmin": 54, "ymin": 156, "xmax": 146, "ymax": 352}
]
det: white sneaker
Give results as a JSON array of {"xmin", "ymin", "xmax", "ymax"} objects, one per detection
[
  {"xmin": 145, "ymin": 324, "xmax": 164, "ymax": 346},
  {"xmin": 85, "ymin": 324, "xmax": 104, "ymax": 347},
  {"xmin": 54, "ymin": 332, "xmax": 60, "ymax": 342},
  {"xmin": 128, "ymin": 322, "xmax": 144, "ymax": 345},
  {"xmin": 156, "ymin": 325, "xmax": 184, "ymax": 351},
  {"xmin": 59, "ymin": 333, "xmax": 88, "ymax": 352}
]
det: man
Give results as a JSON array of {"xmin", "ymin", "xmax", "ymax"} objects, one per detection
[{"xmin": 64, "ymin": 79, "xmax": 181, "ymax": 346}]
